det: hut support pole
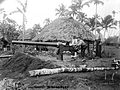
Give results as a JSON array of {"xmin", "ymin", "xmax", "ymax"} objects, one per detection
[
  {"xmin": 57, "ymin": 44, "xmax": 63, "ymax": 60},
  {"xmin": 87, "ymin": 42, "xmax": 90, "ymax": 55},
  {"xmin": 57, "ymin": 53, "xmax": 63, "ymax": 61},
  {"xmin": 93, "ymin": 42, "xmax": 94, "ymax": 53},
  {"xmin": 104, "ymin": 70, "xmax": 107, "ymax": 80}
]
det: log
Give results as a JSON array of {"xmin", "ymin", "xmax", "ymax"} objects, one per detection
[{"xmin": 29, "ymin": 65, "xmax": 117, "ymax": 76}]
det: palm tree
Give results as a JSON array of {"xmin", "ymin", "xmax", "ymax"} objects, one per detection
[
  {"xmin": 0, "ymin": 20, "xmax": 19, "ymax": 42},
  {"xmin": 112, "ymin": 10, "xmax": 120, "ymax": 42},
  {"xmin": 68, "ymin": 0, "xmax": 90, "ymax": 22},
  {"xmin": 0, "ymin": 9, "xmax": 18, "ymax": 38},
  {"xmin": 11, "ymin": 0, "xmax": 28, "ymax": 41},
  {"xmin": 71, "ymin": 0, "xmax": 90, "ymax": 10},
  {"xmin": 68, "ymin": 4, "xmax": 78, "ymax": 17},
  {"xmin": 43, "ymin": 18, "xmax": 51, "ymax": 26},
  {"xmin": 32, "ymin": 24, "xmax": 42, "ymax": 34},
  {"xmin": 89, "ymin": 0, "xmax": 104, "ymax": 34},
  {"xmin": 101, "ymin": 15, "xmax": 116, "ymax": 38},
  {"xmin": 76, "ymin": 12, "xmax": 90, "ymax": 23},
  {"xmin": 85, "ymin": 17, "xmax": 96, "ymax": 31},
  {"xmin": 85, "ymin": 16, "xmax": 101, "ymax": 31},
  {"xmin": 55, "ymin": 4, "xmax": 68, "ymax": 17}
]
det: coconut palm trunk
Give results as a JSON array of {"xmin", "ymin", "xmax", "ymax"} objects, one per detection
[
  {"xmin": 29, "ymin": 66, "xmax": 117, "ymax": 76},
  {"xmin": 104, "ymin": 28, "xmax": 106, "ymax": 39},
  {"xmin": 95, "ymin": 3, "xmax": 97, "ymax": 35},
  {"xmin": 21, "ymin": 14, "xmax": 26, "ymax": 52},
  {"xmin": 3, "ymin": 16, "xmax": 5, "ymax": 37},
  {"xmin": 22, "ymin": 14, "xmax": 25, "ymax": 41},
  {"xmin": 118, "ymin": 21, "xmax": 120, "ymax": 42},
  {"xmin": 90, "ymin": 0, "xmax": 104, "ymax": 36},
  {"xmin": 10, "ymin": 0, "xmax": 27, "ymax": 41},
  {"xmin": 15, "ymin": 0, "xmax": 28, "ymax": 51}
]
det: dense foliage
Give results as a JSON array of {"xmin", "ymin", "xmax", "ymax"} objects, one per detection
[{"xmin": 0, "ymin": 22, "xmax": 20, "ymax": 42}]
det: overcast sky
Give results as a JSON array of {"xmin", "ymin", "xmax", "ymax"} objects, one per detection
[{"xmin": 0, "ymin": 0, "xmax": 120, "ymax": 30}]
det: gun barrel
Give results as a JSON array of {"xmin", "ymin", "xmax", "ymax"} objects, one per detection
[{"xmin": 12, "ymin": 40, "xmax": 58, "ymax": 47}]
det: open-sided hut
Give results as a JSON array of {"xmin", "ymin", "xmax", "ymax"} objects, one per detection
[{"xmin": 33, "ymin": 17, "xmax": 96, "ymax": 58}]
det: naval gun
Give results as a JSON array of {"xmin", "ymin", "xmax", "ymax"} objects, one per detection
[{"xmin": 12, "ymin": 40, "xmax": 71, "ymax": 60}]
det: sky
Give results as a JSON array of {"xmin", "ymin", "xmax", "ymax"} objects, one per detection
[{"xmin": 0, "ymin": 0, "xmax": 120, "ymax": 32}]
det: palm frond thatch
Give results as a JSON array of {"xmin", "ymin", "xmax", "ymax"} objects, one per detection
[{"xmin": 33, "ymin": 17, "xmax": 95, "ymax": 41}]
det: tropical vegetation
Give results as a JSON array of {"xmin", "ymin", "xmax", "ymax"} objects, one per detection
[{"xmin": 0, "ymin": 0, "xmax": 119, "ymax": 44}]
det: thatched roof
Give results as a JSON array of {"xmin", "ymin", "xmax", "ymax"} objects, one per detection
[{"xmin": 33, "ymin": 17, "xmax": 95, "ymax": 41}]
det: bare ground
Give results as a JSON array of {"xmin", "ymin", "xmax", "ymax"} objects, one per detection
[{"xmin": 0, "ymin": 52, "xmax": 120, "ymax": 90}]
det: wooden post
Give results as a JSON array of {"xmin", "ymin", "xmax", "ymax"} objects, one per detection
[
  {"xmin": 105, "ymin": 70, "xmax": 107, "ymax": 80},
  {"xmin": 87, "ymin": 42, "xmax": 90, "ymax": 54},
  {"xmin": 57, "ymin": 44, "xmax": 63, "ymax": 60},
  {"xmin": 57, "ymin": 53, "xmax": 63, "ymax": 60},
  {"xmin": 93, "ymin": 42, "xmax": 94, "ymax": 53}
]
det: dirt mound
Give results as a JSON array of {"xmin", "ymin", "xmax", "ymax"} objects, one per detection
[{"xmin": 1, "ymin": 52, "xmax": 61, "ymax": 77}]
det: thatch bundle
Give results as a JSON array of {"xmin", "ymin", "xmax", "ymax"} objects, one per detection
[{"xmin": 33, "ymin": 17, "xmax": 95, "ymax": 41}]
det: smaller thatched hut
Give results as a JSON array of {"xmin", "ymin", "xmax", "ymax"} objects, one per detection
[
  {"xmin": 33, "ymin": 17, "xmax": 95, "ymax": 42},
  {"xmin": 18, "ymin": 33, "xmax": 31, "ymax": 41}
]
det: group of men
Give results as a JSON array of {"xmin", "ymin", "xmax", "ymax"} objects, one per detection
[{"xmin": 70, "ymin": 36, "xmax": 87, "ymax": 58}]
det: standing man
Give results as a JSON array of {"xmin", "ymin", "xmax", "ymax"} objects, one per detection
[
  {"xmin": 95, "ymin": 27, "xmax": 104, "ymax": 58},
  {"xmin": 1, "ymin": 36, "xmax": 9, "ymax": 51},
  {"xmin": 70, "ymin": 36, "xmax": 78, "ymax": 58},
  {"xmin": 78, "ymin": 37, "xmax": 87, "ymax": 58}
]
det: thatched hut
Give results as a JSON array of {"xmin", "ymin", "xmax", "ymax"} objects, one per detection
[
  {"xmin": 33, "ymin": 17, "xmax": 95, "ymax": 42},
  {"xmin": 18, "ymin": 33, "xmax": 31, "ymax": 41}
]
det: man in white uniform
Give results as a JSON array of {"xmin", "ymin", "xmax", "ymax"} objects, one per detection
[{"xmin": 70, "ymin": 36, "xmax": 78, "ymax": 58}]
